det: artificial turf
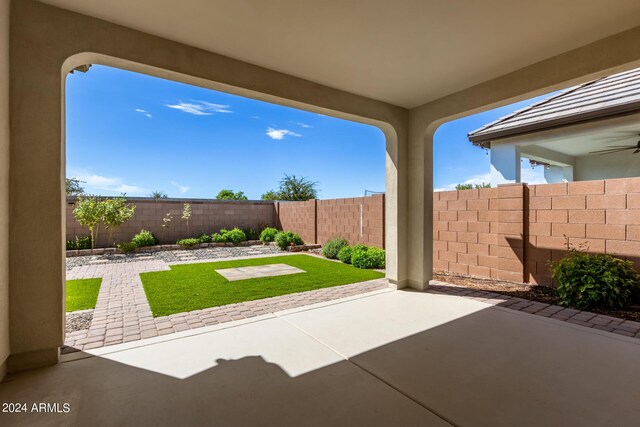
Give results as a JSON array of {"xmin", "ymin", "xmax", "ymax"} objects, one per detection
[
  {"xmin": 139, "ymin": 254, "xmax": 384, "ymax": 317},
  {"xmin": 66, "ymin": 278, "xmax": 102, "ymax": 312}
]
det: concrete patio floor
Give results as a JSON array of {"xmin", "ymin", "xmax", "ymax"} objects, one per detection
[{"xmin": 2, "ymin": 288, "xmax": 640, "ymax": 426}]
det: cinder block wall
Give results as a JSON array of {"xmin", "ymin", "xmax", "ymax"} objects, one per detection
[
  {"xmin": 66, "ymin": 197, "xmax": 277, "ymax": 246},
  {"xmin": 276, "ymin": 195, "xmax": 385, "ymax": 248},
  {"xmin": 434, "ymin": 177, "xmax": 640, "ymax": 285}
]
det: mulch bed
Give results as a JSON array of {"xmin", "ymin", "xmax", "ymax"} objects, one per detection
[{"xmin": 433, "ymin": 271, "xmax": 640, "ymax": 323}]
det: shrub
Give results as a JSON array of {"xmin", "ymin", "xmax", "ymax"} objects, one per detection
[
  {"xmin": 223, "ymin": 228, "xmax": 247, "ymax": 243},
  {"xmin": 211, "ymin": 232, "xmax": 227, "ymax": 243},
  {"xmin": 322, "ymin": 237, "xmax": 349, "ymax": 259},
  {"xmin": 351, "ymin": 246, "xmax": 376, "ymax": 269},
  {"xmin": 242, "ymin": 228, "xmax": 261, "ymax": 241},
  {"xmin": 66, "ymin": 236, "xmax": 91, "ymax": 250},
  {"xmin": 197, "ymin": 233, "xmax": 213, "ymax": 244},
  {"xmin": 131, "ymin": 230, "xmax": 157, "ymax": 247},
  {"xmin": 274, "ymin": 231, "xmax": 304, "ymax": 250},
  {"xmin": 177, "ymin": 238, "xmax": 200, "ymax": 248},
  {"xmin": 367, "ymin": 247, "xmax": 386, "ymax": 269},
  {"xmin": 117, "ymin": 241, "xmax": 138, "ymax": 253},
  {"xmin": 260, "ymin": 227, "xmax": 279, "ymax": 243},
  {"xmin": 549, "ymin": 249, "xmax": 640, "ymax": 309},
  {"xmin": 337, "ymin": 246, "xmax": 353, "ymax": 264}
]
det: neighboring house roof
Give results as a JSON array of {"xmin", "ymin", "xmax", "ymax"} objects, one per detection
[{"xmin": 468, "ymin": 67, "xmax": 640, "ymax": 146}]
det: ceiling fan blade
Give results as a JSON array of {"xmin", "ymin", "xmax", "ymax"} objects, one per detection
[{"xmin": 590, "ymin": 148, "xmax": 634, "ymax": 154}]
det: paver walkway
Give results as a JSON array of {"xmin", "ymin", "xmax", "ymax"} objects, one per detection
[
  {"xmin": 429, "ymin": 280, "xmax": 640, "ymax": 339},
  {"xmin": 65, "ymin": 251, "xmax": 389, "ymax": 351}
]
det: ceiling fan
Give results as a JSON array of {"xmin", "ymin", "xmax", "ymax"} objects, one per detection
[{"xmin": 590, "ymin": 134, "xmax": 640, "ymax": 155}]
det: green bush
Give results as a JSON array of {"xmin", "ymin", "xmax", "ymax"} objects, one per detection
[
  {"xmin": 177, "ymin": 238, "xmax": 200, "ymax": 248},
  {"xmin": 131, "ymin": 230, "xmax": 157, "ymax": 247},
  {"xmin": 322, "ymin": 237, "xmax": 349, "ymax": 259},
  {"xmin": 224, "ymin": 228, "xmax": 247, "ymax": 244},
  {"xmin": 117, "ymin": 241, "xmax": 138, "ymax": 253},
  {"xmin": 367, "ymin": 247, "xmax": 386, "ymax": 269},
  {"xmin": 66, "ymin": 236, "xmax": 92, "ymax": 250},
  {"xmin": 211, "ymin": 232, "xmax": 227, "ymax": 243},
  {"xmin": 274, "ymin": 231, "xmax": 304, "ymax": 250},
  {"xmin": 337, "ymin": 246, "xmax": 353, "ymax": 264},
  {"xmin": 350, "ymin": 245, "xmax": 386, "ymax": 269},
  {"xmin": 242, "ymin": 228, "xmax": 261, "ymax": 241},
  {"xmin": 260, "ymin": 227, "xmax": 279, "ymax": 243},
  {"xmin": 549, "ymin": 250, "xmax": 640, "ymax": 309},
  {"xmin": 197, "ymin": 233, "xmax": 213, "ymax": 244}
]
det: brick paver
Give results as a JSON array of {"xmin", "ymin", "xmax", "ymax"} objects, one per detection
[
  {"xmin": 64, "ymin": 253, "xmax": 389, "ymax": 351},
  {"xmin": 428, "ymin": 281, "xmax": 640, "ymax": 339}
]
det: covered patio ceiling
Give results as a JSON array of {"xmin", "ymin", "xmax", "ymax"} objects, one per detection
[{"xmin": 38, "ymin": 0, "xmax": 640, "ymax": 108}]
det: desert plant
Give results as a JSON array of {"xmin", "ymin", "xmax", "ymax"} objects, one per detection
[
  {"xmin": 73, "ymin": 196, "xmax": 106, "ymax": 248},
  {"xmin": 260, "ymin": 227, "xmax": 279, "ymax": 243},
  {"xmin": 211, "ymin": 232, "xmax": 227, "ymax": 243},
  {"xmin": 161, "ymin": 212, "xmax": 173, "ymax": 238},
  {"xmin": 74, "ymin": 236, "xmax": 92, "ymax": 250},
  {"xmin": 182, "ymin": 203, "xmax": 192, "ymax": 235},
  {"xmin": 274, "ymin": 231, "xmax": 304, "ymax": 250},
  {"xmin": 322, "ymin": 237, "xmax": 349, "ymax": 259},
  {"xmin": 367, "ymin": 247, "xmax": 386, "ymax": 269},
  {"xmin": 242, "ymin": 228, "xmax": 261, "ymax": 241},
  {"xmin": 197, "ymin": 233, "xmax": 213, "ymax": 243},
  {"xmin": 337, "ymin": 246, "xmax": 353, "ymax": 264},
  {"xmin": 177, "ymin": 238, "xmax": 199, "ymax": 248},
  {"xmin": 224, "ymin": 228, "xmax": 247, "ymax": 243},
  {"xmin": 117, "ymin": 241, "xmax": 138, "ymax": 253},
  {"xmin": 216, "ymin": 189, "xmax": 248, "ymax": 200},
  {"xmin": 66, "ymin": 239, "xmax": 76, "ymax": 250},
  {"xmin": 102, "ymin": 196, "xmax": 136, "ymax": 246},
  {"xmin": 131, "ymin": 230, "xmax": 157, "ymax": 247},
  {"xmin": 350, "ymin": 245, "xmax": 385, "ymax": 269},
  {"xmin": 549, "ymin": 244, "xmax": 639, "ymax": 309}
]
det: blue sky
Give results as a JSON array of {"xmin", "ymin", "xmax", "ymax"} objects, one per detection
[{"xmin": 66, "ymin": 65, "xmax": 552, "ymax": 198}]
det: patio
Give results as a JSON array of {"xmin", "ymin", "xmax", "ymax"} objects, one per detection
[{"xmin": 3, "ymin": 287, "xmax": 640, "ymax": 426}]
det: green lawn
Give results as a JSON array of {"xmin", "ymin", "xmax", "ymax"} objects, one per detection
[
  {"xmin": 66, "ymin": 278, "xmax": 102, "ymax": 312},
  {"xmin": 140, "ymin": 254, "xmax": 384, "ymax": 317}
]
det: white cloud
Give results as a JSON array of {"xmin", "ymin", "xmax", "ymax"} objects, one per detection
[
  {"xmin": 252, "ymin": 116, "xmax": 261, "ymax": 119},
  {"xmin": 71, "ymin": 170, "xmax": 148, "ymax": 195},
  {"xmin": 166, "ymin": 100, "xmax": 232, "ymax": 115},
  {"xmin": 171, "ymin": 181, "xmax": 190, "ymax": 194},
  {"xmin": 135, "ymin": 108, "xmax": 152, "ymax": 118},
  {"xmin": 295, "ymin": 122, "xmax": 312, "ymax": 128},
  {"xmin": 265, "ymin": 127, "xmax": 302, "ymax": 140}
]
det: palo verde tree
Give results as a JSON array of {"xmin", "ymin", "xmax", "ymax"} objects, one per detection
[
  {"xmin": 103, "ymin": 196, "xmax": 136, "ymax": 246},
  {"xmin": 73, "ymin": 196, "xmax": 106, "ymax": 249},
  {"xmin": 262, "ymin": 174, "xmax": 319, "ymax": 201}
]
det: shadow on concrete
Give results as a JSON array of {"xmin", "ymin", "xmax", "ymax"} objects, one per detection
[{"xmin": 2, "ymin": 295, "xmax": 640, "ymax": 426}]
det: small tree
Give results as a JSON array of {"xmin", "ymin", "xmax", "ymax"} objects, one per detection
[
  {"xmin": 73, "ymin": 196, "xmax": 105, "ymax": 248},
  {"xmin": 148, "ymin": 190, "xmax": 168, "ymax": 199},
  {"xmin": 103, "ymin": 196, "xmax": 136, "ymax": 246},
  {"xmin": 66, "ymin": 178, "xmax": 85, "ymax": 196},
  {"xmin": 161, "ymin": 212, "xmax": 173, "ymax": 239},
  {"xmin": 455, "ymin": 182, "xmax": 491, "ymax": 190},
  {"xmin": 263, "ymin": 174, "xmax": 319, "ymax": 201},
  {"xmin": 182, "ymin": 203, "xmax": 192, "ymax": 235},
  {"xmin": 216, "ymin": 189, "xmax": 248, "ymax": 200}
]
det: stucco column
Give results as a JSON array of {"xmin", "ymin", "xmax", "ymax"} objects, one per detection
[{"xmin": 490, "ymin": 143, "xmax": 521, "ymax": 186}]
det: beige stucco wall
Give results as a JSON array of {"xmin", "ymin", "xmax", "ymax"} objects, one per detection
[
  {"xmin": 0, "ymin": 0, "xmax": 9, "ymax": 379},
  {"xmin": 5, "ymin": 0, "xmax": 640, "ymax": 372}
]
